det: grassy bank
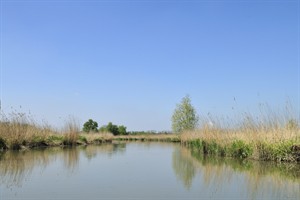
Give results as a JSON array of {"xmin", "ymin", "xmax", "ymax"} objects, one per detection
[
  {"xmin": 181, "ymin": 125, "xmax": 300, "ymax": 162},
  {"xmin": 0, "ymin": 113, "xmax": 114, "ymax": 150},
  {"xmin": 1, "ymin": 111, "xmax": 299, "ymax": 163}
]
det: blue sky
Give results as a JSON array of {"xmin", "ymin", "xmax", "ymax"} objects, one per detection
[{"xmin": 0, "ymin": 0, "xmax": 299, "ymax": 131}]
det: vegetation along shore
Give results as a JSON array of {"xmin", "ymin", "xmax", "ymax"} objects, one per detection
[{"xmin": 0, "ymin": 96, "xmax": 299, "ymax": 163}]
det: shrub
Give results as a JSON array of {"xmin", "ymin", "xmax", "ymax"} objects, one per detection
[
  {"xmin": 106, "ymin": 122, "xmax": 119, "ymax": 135},
  {"xmin": 101, "ymin": 122, "xmax": 127, "ymax": 136},
  {"xmin": 118, "ymin": 125, "xmax": 127, "ymax": 135},
  {"xmin": 83, "ymin": 119, "xmax": 98, "ymax": 133}
]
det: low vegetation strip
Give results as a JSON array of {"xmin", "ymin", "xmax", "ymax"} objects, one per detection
[
  {"xmin": 1, "ymin": 109, "xmax": 299, "ymax": 163},
  {"xmin": 181, "ymin": 128, "xmax": 300, "ymax": 162},
  {"xmin": 0, "ymin": 123, "xmax": 299, "ymax": 163},
  {"xmin": 114, "ymin": 134, "xmax": 180, "ymax": 142}
]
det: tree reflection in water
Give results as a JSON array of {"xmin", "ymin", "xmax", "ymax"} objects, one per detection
[
  {"xmin": 0, "ymin": 143, "xmax": 127, "ymax": 188},
  {"xmin": 0, "ymin": 142, "xmax": 299, "ymax": 199},
  {"xmin": 172, "ymin": 145, "xmax": 300, "ymax": 199},
  {"xmin": 172, "ymin": 147, "xmax": 196, "ymax": 189}
]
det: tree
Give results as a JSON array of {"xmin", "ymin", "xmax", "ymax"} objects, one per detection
[
  {"xmin": 171, "ymin": 95, "xmax": 199, "ymax": 133},
  {"xmin": 98, "ymin": 122, "xmax": 127, "ymax": 135},
  {"xmin": 118, "ymin": 125, "xmax": 127, "ymax": 135},
  {"xmin": 107, "ymin": 122, "xmax": 119, "ymax": 135},
  {"xmin": 83, "ymin": 119, "xmax": 98, "ymax": 133}
]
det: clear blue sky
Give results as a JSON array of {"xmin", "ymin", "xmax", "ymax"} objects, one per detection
[{"xmin": 1, "ymin": 0, "xmax": 299, "ymax": 131}]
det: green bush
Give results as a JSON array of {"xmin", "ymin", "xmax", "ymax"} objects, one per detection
[
  {"xmin": 118, "ymin": 125, "xmax": 127, "ymax": 135},
  {"xmin": 258, "ymin": 141, "xmax": 295, "ymax": 162},
  {"xmin": 230, "ymin": 140, "xmax": 253, "ymax": 159},
  {"xmin": 100, "ymin": 122, "xmax": 127, "ymax": 136},
  {"xmin": 83, "ymin": 119, "xmax": 98, "ymax": 133},
  {"xmin": 107, "ymin": 122, "xmax": 119, "ymax": 135},
  {"xmin": 78, "ymin": 135, "xmax": 88, "ymax": 143}
]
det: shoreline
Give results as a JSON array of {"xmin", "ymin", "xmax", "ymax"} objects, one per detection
[{"xmin": 0, "ymin": 132, "xmax": 299, "ymax": 163}]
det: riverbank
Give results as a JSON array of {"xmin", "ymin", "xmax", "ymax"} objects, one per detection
[
  {"xmin": 1, "ymin": 128, "xmax": 299, "ymax": 163},
  {"xmin": 181, "ymin": 127, "xmax": 300, "ymax": 162},
  {"xmin": 0, "ymin": 120, "xmax": 179, "ymax": 150},
  {"xmin": 0, "ymin": 114, "xmax": 299, "ymax": 163}
]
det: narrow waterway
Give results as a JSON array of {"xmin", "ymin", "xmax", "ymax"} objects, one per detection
[{"xmin": 0, "ymin": 142, "xmax": 299, "ymax": 199}]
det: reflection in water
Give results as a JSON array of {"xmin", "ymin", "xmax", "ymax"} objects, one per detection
[
  {"xmin": 82, "ymin": 143, "xmax": 126, "ymax": 160},
  {"xmin": 172, "ymin": 147, "xmax": 195, "ymax": 189},
  {"xmin": 62, "ymin": 147, "xmax": 80, "ymax": 172},
  {"xmin": 173, "ymin": 146, "xmax": 300, "ymax": 199},
  {"xmin": 0, "ymin": 143, "xmax": 127, "ymax": 188},
  {"xmin": 0, "ymin": 143, "xmax": 299, "ymax": 199},
  {"xmin": 0, "ymin": 148, "xmax": 57, "ymax": 187}
]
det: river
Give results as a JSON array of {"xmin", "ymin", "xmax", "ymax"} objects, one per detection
[{"xmin": 0, "ymin": 142, "xmax": 299, "ymax": 199}]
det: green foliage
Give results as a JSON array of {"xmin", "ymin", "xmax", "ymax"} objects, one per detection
[
  {"xmin": 189, "ymin": 139, "xmax": 202, "ymax": 149},
  {"xmin": 78, "ymin": 135, "xmax": 88, "ymax": 143},
  {"xmin": 99, "ymin": 122, "xmax": 127, "ymax": 136},
  {"xmin": 83, "ymin": 119, "xmax": 98, "ymax": 133},
  {"xmin": 171, "ymin": 95, "xmax": 199, "ymax": 133},
  {"xmin": 258, "ymin": 141, "xmax": 295, "ymax": 162},
  {"xmin": 230, "ymin": 140, "xmax": 253, "ymax": 159},
  {"xmin": 127, "ymin": 131, "xmax": 158, "ymax": 135},
  {"xmin": 107, "ymin": 122, "xmax": 119, "ymax": 135},
  {"xmin": 118, "ymin": 125, "xmax": 127, "ymax": 135}
]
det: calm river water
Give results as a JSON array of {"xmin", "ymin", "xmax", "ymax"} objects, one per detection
[{"xmin": 0, "ymin": 142, "xmax": 299, "ymax": 200}]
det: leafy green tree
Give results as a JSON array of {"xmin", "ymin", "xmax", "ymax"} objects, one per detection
[
  {"xmin": 98, "ymin": 122, "xmax": 128, "ymax": 135},
  {"xmin": 171, "ymin": 95, "xmax": 199, "ymax": 133},
  {"xmin": 83, "ymin": 119, "xmax": 98, "ymax": 133},
  {"xmin": 107, "ymin": 122, "xmax": 119, "ymax": 135},
  {"xmin": 118, "ymin": 125, "xmax": 127, "ymax": 135}
]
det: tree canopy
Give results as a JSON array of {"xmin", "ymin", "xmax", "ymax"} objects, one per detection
[
  {"xmin": 171, "ymin": 95, "xmax": 199, "ymax": 133},
  {"xmin": 82, "ymin": 119, "xmax": 98, "ymax": 133}
]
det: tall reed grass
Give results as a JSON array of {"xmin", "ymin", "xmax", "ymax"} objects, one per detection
[
  {"xmin": 0, "ymin": 112, "xmax": 114, "ymax": 149},
  {"xmin": 181, "ymin": 105, "xmax": 300, "ymax": 162},
  {"xmin": 0, "ymin": 112, "xmax": 55, "ymax": 149}
]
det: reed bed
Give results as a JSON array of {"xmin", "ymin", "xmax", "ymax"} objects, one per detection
[
  {"xmin": 181, "ymin": 116, "xmax": 300, "ymax": 162},
  {"xmin": 0, "ymin": 112, "xmax": 114, "ymax": 149},
  {"xmin": 1, "ymin": 105, "xmax": 299, "ymax": 163}
]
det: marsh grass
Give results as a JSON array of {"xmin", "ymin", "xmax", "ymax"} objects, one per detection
[
  {"xmin": 0, "ymin": 113, "xmax": 114, "ymax": 149},
  {"xmin": 181, "ymin": 108, "xmax": 300, "ymax": 162},
  {"xmin": 1, "ymin": 104, "xmax": 299, "ymax": 163},
  {"xmin": 0, "ymin": 112, "xmax": 55, "ymax": 149},
  {"xmin": 79, "ymin": 132, "xmax": 114, "ymax": 144},
  {"xmin": 62, "ymin": 117, "xmax": 80, "ymax": 146}
]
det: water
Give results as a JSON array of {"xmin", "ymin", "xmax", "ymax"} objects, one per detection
[{"xmin": 0, "ymin": 142, "xmax": 299, "ymax": 200}]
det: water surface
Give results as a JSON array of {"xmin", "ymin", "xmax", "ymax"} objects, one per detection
[{"xmin": 0, "ymin": 142, "xmax": 299, "ymax": 199}]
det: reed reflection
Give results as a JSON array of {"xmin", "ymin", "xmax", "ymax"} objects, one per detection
[
  {"xmin": 0, "ymin": 148, "xmax": 58, "ymax": 187},
  {"xmin": 172, "ymin": 145, "xmax": 300, "ymax": 199},
  {"xmin": 0, "ymin": 143, "xmax": 127, "ymax": 188}
]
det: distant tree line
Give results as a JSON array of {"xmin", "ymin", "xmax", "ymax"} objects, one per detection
[
  {"xmin": 82, "ymin": 119, "xmax": 127, "ymax": 135},
  {"xmin": 127, "ymin": 131, "xmax": 171, "ymax": 135},
  {"xmin": 82, "ymin": 119, "xmax": 173, "ymax": 136}
]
